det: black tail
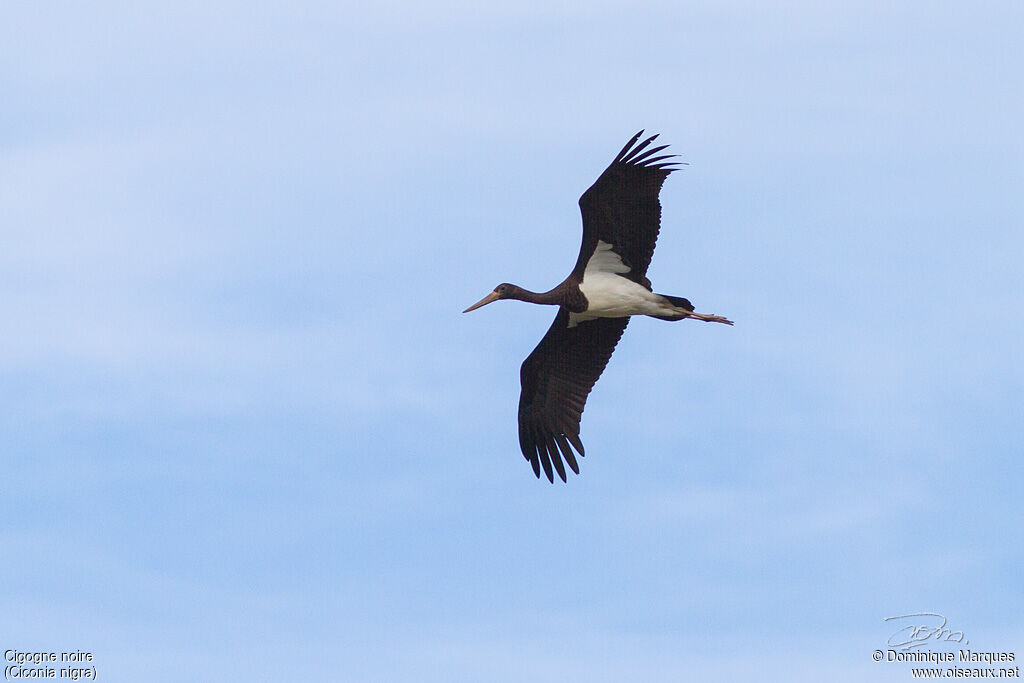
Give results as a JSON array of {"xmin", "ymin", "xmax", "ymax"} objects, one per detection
[{"xmin": 649, "ymin": 294, "xmax": 693, "ymax": 321}]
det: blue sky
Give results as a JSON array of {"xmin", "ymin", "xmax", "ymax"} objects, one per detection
[{"xmin": 2, "ymin": 2, "xmax": 1021, "ymax": 681}]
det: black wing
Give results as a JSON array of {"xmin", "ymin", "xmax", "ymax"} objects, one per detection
[
  {"xmin": 572, "ymin": 130, "xmax": 681, "ymax": 286},
  {"xmin": 518, "ymin": 308, "xmax": 629, "ymax": 482}
]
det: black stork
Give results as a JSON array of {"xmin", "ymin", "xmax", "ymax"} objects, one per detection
[{"xmin": 464, "ymin": 131, "xmax": 732, "ymax": 482}]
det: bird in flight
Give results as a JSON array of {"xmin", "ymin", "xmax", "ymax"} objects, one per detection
[{"xmin": 464, "ymin": 131, "xmax": 732, "ymax": 482}]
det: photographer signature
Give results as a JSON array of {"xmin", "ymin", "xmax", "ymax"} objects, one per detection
[{"xmin": 885, "ymin": 613, "xmax": 968, "ymax": 650}]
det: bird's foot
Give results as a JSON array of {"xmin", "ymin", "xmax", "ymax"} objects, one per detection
[{"xmin": 681, "ymin": 309, "xmax": 733, "ymax": 325}]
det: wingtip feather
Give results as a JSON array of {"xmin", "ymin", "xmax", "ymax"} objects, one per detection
[
  {"xmin": 531, "ymin": 458, "xmax": 541, "ymax": 478},
  {"xmin": 535, "ymin": 435, "xmax": 555, "ymax": 483},
  {"xmin": 613, "ymin": 130, "xmax": 645, "ymax": 163},
  {"xmin": 555, "ymin": 433, "xmax": 580, "ymax": 475},
  {"xmin": 565, "ymin": 431, "xmax": 585, "ymax": 458},
  {"xmin": 621, "ymin": 134, "xmax": 661, "ymax": 164},
  {"xmin": 629, "ymin": 144, "xmax": 670, "ymax": 165}
]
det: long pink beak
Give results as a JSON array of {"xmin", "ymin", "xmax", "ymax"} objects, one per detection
[{"xmin": 463, "ymin": 290, "xmax": 501, "ymax": 313}]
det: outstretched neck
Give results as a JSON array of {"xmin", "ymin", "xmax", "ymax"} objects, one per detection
[{"xmin": 506, "ymin": 283, "xmax": 563, "ymax": 305}]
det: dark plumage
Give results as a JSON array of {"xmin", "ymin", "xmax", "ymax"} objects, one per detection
[
  {"xmin": 464, "ymin": 131, "xmax": 732, "ymax": 482},
  {"xmin": 517, "ymin": 310, "xmax": 628, "ymax": 482}
]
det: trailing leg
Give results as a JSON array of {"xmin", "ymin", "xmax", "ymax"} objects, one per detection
[{"xmin": 649, "ymin": 294, "xmax": 733, "ymax": 325}]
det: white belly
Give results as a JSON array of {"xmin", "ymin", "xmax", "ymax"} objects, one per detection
[
  {"xmin": 567, "ymin": 241, "xmax": 674, "ymax": 327},
  {"xmin": 569, "ymin": 272, "xmax": 668, "ymax": 326}
]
